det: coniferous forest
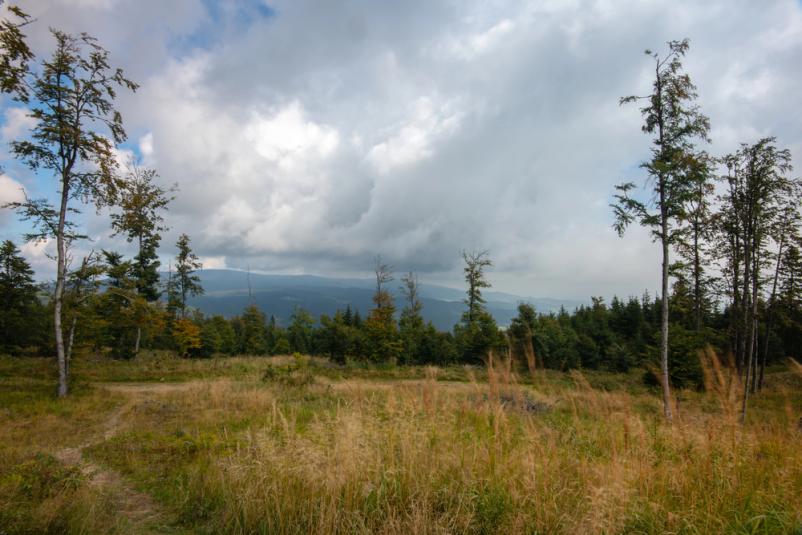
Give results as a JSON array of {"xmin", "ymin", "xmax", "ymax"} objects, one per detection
[{"xmin": 2, "ymin": 3, "xmax": 802, "ymax": 534}]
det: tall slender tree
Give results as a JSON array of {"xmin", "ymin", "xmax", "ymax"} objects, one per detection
[
  {"xmin": 456, "ymin": 249, "xmax": 504, "ymax": 363},
  {"xmin": 716, "ymin": 139, "xmax": 795, "ymax": 420},
  {"xmin": 399, "ymin": 270, "xmax": 424, "ymax": 364},
  {"xmin": 462, "ymin": 249, "xmax": 492, "ymax": 326},
  {"xmin": 612, "ymin": 39, "xmax": 710, "ymax": 420},
  {"xmin": 1, "ymin": 12, "xmax": 137, "ymax": 396},
  {"xmin": 364, "ymin": 256, "xmax": 400, "ymax": 362},
  {"xmin": 169, "ymin": 234, "xmax": 203, "ymax": 318},
  {"xmin": 759, "ymin": 206, "xmax": 801, "ymax": 389},
  {"xmin": 110, "ymin": 163, "xmax": 174, "ymax": 353},
  {"xmin": 675, "ymin": 152, "xmax": 716, "ymax": 330},
  {"xmin": 110, "ymin": 163, "xmax": 174, "ymax": 301}
]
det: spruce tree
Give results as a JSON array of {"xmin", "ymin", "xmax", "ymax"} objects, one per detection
[
  {"xmin": 0, "ymin": 240, "xmax": 38, "ymax": 353},
  {"xmin": 169, "ymin": 234, "xmax": 203, "ymax": 318}
]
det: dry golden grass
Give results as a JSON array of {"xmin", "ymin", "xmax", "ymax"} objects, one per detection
[{"xmin": 1, "ymin": 352, "xmax": 801, "ymax": 534}]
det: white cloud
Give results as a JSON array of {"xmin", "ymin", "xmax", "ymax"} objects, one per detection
[
  {"xmin": 366, "ymin": 96, "xmax": 464, "ymax": 174},
  {"xmin": 244, "ymin": 101, "xmax": 339, "ymax": 170},
  {"xmin": 20, "ymin": 238, "xmax": 55, "ymax": 276},
  {"xmin": 139, "ymin": 132, "xmax": 154, "ymax": 158},
  {"xmin": 199, "ymin": 255, "xmax": 226, "ymax": 269},
  {"xmin": 0, "ymin": 174, "xmax": 25, "ymax": 206},
  {"xmin": 1, "ymin": 107, "xmax": 37, "ymax": 141}
]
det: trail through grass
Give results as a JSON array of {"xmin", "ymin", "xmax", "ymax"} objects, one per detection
[{"xmin": 1, "ymin": 352, "xmax": 801, "ymax": 534}]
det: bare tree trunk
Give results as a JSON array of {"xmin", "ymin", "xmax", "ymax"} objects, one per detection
[
  {"xmin": 742, "ymin": 233, "xmax": 760, "ymax": 420},
  {"xmin": 749, "ymin": 248, "xmax": 759, "ymax": 394},
  {"xmin": 55, "ymin": 180, "xmax": 70, "ymax": 398},
  {"xmin": 759, "ymin": 235, "xmax": 784, "ymax": 390},
  {"xmin": 750, "ymin": 321, "xmax": 758, "ymax": 394},
  {"xmin": 731, "ymin": 233, "xmax": 741, "ymax": 369},
  {"xmin": 135, "ymin": 326, "xmax": 141, "ymax": 356},
  {"xmin": 693, "ymin": 207, "xmax": 702, "ymax": 331},
  {"xmin": 741, "ymin": 342, "xmax": 752, "ymax": 423},
  {"xmin": 739, "ymin": 228, "xmax": 751, "ymax": 377},
  {"xmin": 65, "ymin": 315, "xmax": 77, "ymax": 379},
  {"xmin": 660, "ymin": 210, "xmax": 672, "ymax": 421}
]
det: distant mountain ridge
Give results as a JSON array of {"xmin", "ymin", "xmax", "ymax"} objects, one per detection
[{"xmin": 182, "ymin": 269, "xmax": 587, "ymax": 331}]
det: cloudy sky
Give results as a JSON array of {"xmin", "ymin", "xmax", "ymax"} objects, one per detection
[{"xmin": 1, "ymin": 0, "xmax": 801, "ymax": 299}]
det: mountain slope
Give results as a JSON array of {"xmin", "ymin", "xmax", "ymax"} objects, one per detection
[{"xmin": 185, "ymin": 269, "xmax": 586, "ymax": 330}]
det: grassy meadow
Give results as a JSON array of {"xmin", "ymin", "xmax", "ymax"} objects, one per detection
[{"xmin": 1, "ymin": 352, "xmax": 801, "ymax": 534}]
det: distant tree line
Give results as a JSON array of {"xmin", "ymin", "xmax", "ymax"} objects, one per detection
[{"xmin": 4, "ymin": 236, "xmax": 802, "ymax": 396}]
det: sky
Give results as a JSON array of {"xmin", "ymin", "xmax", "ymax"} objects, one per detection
[{"xmin": 0, "ymin": 0, "xmax": 801, "ymax": 300}]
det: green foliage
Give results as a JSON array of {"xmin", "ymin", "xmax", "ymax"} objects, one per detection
[
  {"xmin": 462, "ymin": 250, "xmax": 492, "ymax": 325},
  {"xmin": 0, "ymin": 6, "xmax": 34, "ymax": 100},
  {"xmin": 200, "ymin": 315, "xmax": 237, "ymax": 356},
  {"xmin": 288, "ymin": 307, "xmax": 314, "ymax": 354},
  {"xmin": 168, "ymin": 233, "xmax": 203, "ymax": 319},
  {"xmin": 364, "ymin": 305, "xmax": 402, "ymax": 363},
  {"xmin": 399, "ymin": 271, "xmax": 425, "ymax": 364},
  {"xmin": 455, "ymin": 310, "xmax": 506, "ymax": 365},
  {"xmin": 0, "ymin": 240, "xmax": 43, "ymax": 354},
  {"xmin": 1, "ymin": 13, "xmax": 138, "ymax": 396},
  {"xmin": 363, "ymin": 257, "xmax": 402, "ymax": 363},
  {"xmin": 456, "ymin": 250, "xmax": 505, "ymax": 363},
  {"xmin": 318, "ymin": 310, "xmax": 365, "ymax": 364},
  {"xmin": 110, "ymin": 165, "xmax": 174, "ymax": 303},
  {"xmin": 238, "ymin": 304, "xmax": 268, "ymax": 355}
]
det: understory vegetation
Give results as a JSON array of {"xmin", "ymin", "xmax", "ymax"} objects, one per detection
[{"xmin": 1, "ymin": 352, "xmax": 801, "ymax": 534}]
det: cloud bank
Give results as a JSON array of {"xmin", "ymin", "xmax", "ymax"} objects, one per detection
[{"xmin": 2, "ymin": 0, "xmax": 801, "ymax": 300}]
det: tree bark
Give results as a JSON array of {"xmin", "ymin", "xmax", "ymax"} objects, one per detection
[
  {"xmin": 693, "ymin": 216, "xmax": 702, "ymax": 330},
  {"xmin": 759, "ymin": 234, "xmax": 784, "ymax": 390},
  {"xmin": 55, "ymin": 174, "xmax": 70, "ymax": 398},
  {"xmin": 749, "ymin": 248, "xmax": 760, "ymax": 394},
  {"xmin": 742, "ymin": 231, "xmax": 760, "ymax": 419},
  {"xmin": 660, "ymin": 211, "xmax": 672, "ymax": 421},
  {"xmin": 741, "ymin": 340, "xmax": 752, "ymax": 423},
  {"xmin": 731, "ymin": 232, "xmax": 741, "ymax": 368},
  {"xmin": 135, "ymin": 326, "xmax": 141, "ymax": 356},
  {"xmin": 739, "ymin": 221, "xmax": 751, "ymax": 377},
  {"xmin": 655, "ymin": 65, "xmax": 672, "ymax": 422},
  {"xmin": 65, "ymin": 315, "xmax": 77, "ymax": 379}
]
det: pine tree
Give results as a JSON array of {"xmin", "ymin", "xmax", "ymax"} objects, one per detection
[
  {"xmin": 0, "ymin": 240, "xmax": 38, "ymax": 353},
  {"xmin": 170, "ymin": 234, "xmax": 203, "ymax": 318},
  {"xmin": 399, "ymin": 271, "xmax": 424, "ymax": 364},
  {"xmin": 288, "ymin": 307, "xmax": 314, "ymax": 354},
  {"xmin": 240, "ymin": 304, "xmax": 267, "ymax": 355},
  {"xmin": 455, "ymin": 250, "xmax": 505, "ymax": 363},
  {"xmin": 364, "ymin": 256, "xmax": 401, "ymax": 363}
]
